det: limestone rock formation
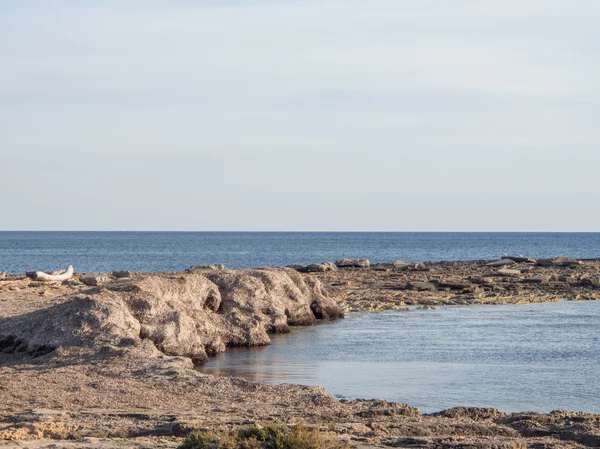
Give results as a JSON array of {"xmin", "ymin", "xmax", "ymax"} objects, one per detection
[
  {"xmin": 0, "ymin": 268, "xmax": 343, "ymax": 364},
  {"xmin": 80, "ymin": 273, "xmax": 109, "ymax": 286},
  {"xmin": 335, "ymin": 259, "xmax": 370, "ymax": 268},
  {"xmin": 305, "ymin": 262, "xmax": 338, "ymax": 273}
]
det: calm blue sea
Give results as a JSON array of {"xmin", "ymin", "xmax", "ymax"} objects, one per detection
[
  {"xmin": 1, "ymin": 232, "xmax": 599, "ymax": 274},
  {"xmin": 200, "ymin": 301, "xmax": 600, "ymax": 414}
]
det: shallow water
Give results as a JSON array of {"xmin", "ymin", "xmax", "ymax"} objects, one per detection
[
  {"xmin": 2, "ymin": 231, "xmax": 600, "ymax": 273},
  {"xmin": 198, "ymin": 301, "xmax": 600, "ymax": 414}
]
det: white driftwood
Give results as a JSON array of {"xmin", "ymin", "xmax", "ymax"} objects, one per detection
[{"xmin": 34, "ymin": 265, "xmax": 74, "ymax": 281}]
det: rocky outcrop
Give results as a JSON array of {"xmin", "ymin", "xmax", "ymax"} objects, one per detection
[
  {"xmin": 335, "ymin": 259, "xmax": 370, "ymax": 268},
  {"xmin": 80, "ymin": 273, "xmax": 110, "ymax": 286},
  {"xmin": 0, "ymin": 269, "xmax": 343, "ymax": 363}
]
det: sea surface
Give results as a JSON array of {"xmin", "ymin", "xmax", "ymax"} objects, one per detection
[
  {"xmin": 1, "ymin": 231, "xmax": 599, "ymax": 274},
  {"xmin": 198, "ymin": 301, "xmax": 600, "ymax": 414},
  {"xmin": 2, "ymin": 232, "xmax": 599, "ymax": 413}
]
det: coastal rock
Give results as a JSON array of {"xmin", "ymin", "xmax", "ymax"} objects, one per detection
[
  {"xmin": 305, "ymin": 262, "xmax": 338, "ymax": 273},
  {"xmin": 409, "ymin": 263, "xmax": 429, "ymax": 271},
  {"xmin": 436, "ymin": 280, "xmax": 474, "ymax": 290},
  {"xmin": 372, "ymin": 263, "xmax": 392, "ymax": 271},
  {"xmin": 0, "ymin": 269, "xmax": 343, "ymax": 363},
  {"xmin": 287, "ymin": 264, "xmax": 309, "ymax": 272},
  {"xmin": 486, "ymin": 260, "xmax": 516, "ymax": 268},
  {"xmin": 407, "ymin": 281, "xmax": 437, "ymax": 292},
  {"xmin": 523, "ymin": 275, "xmax": 551, "ymax": 284},
  {"xmin": 186, "ymin": 264, "xmax": 226, "ymax": 272},
  {"xmin": 335, "ymin": 258, "xmax": 370, "ymax": 268},
  {"xmin": 537, "ymin": 257, "xmax": 582, "ymax": 267},
  {"xmin": 502, "ymin": 256, "xmax": 537, "ymax": 264},
  {"xmin": 80, "ymin": 273, "xmax": 110, "ymax": 287},
  {"xmin": 112, "ymin": 270, "xmax": 132, "ymax": 278},
  {"xmin": 0, "ymin": 271, "xmax": 5, "ymax": 280},
  {"xmin": 496, "ymin": 269, "xmax": 522, "ymax": 277},
  {"xmin": 433, "ymin": 407, "xmax": 507, "ymax": 421},
  {"xmin": 502, "ymin": 255, "xmax": 537, "ymax": 263}
]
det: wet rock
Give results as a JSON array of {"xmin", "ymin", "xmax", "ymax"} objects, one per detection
[
  {"xmin": 416, "ymin": 305, "xmax": 436, "ymax": 310},
  {"xmin": 335, "ymin": 258, "xmax": 370, "ymax": 268},
  {"xmin": 112, "ymin": 270, "xmax": 132, "ymax": 278},
  {"xmin": 80, "ymin": 274, "xmax": 109, "ymax": 287},
  {"xmin": 407, "ymin": 281, "xmax": 437, "ymax": 292}
]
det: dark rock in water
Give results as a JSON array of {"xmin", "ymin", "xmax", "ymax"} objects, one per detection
[
  {"xmin": 335, "ymin": 258, "xmax": 370, "ymax": 268},
  {"xmin": 407, "ymin": 281, "xmax": 437, "ymax": 292}
]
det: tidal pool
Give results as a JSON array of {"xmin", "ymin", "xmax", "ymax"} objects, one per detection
[{"xmin": 198, "ymin": 301, "xmax": 600, "ymax": 413}]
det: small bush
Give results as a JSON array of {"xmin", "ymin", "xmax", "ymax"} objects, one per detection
[{"xmin": 179, "ymin": 424, "xmax": 330, "ymax": 449}]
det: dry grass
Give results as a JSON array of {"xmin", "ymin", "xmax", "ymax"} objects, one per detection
[{"xmin": 179, "ymin": 424, "xmax": 342, "ymax": 449}]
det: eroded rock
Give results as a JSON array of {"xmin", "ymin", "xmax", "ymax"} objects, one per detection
[
  {"xmin": 335, "ymin": 259, "xmax": 370, "ymax": 268},
  {"xmin": 0, "ymin": 269, "xmax": 343, "ymax": 364}
]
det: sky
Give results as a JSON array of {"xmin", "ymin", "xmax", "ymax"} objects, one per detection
[{"xmin": 1, "ymin": 0, "xmax": 599, "ymax": 231}]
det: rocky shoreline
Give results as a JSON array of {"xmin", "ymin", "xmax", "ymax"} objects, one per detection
[
  {"xmin": 1, "ymin": 258, "xmax": 599, "ymax": 448},
  {"xmin": 296, "ymin": 257, "xmax": 600, "ymax": 312}
]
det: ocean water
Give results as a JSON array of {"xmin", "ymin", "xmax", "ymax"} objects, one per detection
[
  {"xmin": 198, "ymin": 301, "xmax": 600, "ymax": 414},
  {"xmin": 1, "ymin": 231, "xmax": 599, "ymax": 274},
  {"xmin": 2, "ymin": 232, "xmax": 600, "ymax": 413}
]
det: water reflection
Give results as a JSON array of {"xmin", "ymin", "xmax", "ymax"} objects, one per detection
[{"xmin": 197, "ymin": 302, "xmax": 600, "ymax": 413}]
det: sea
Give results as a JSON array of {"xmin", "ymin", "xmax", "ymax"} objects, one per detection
[
  {"xmin": 1, "ymin": 231, "xmax": 599, "ymax": 413},
  {"xmin": 1, "ymin": 231, "xmax": 599, "ymax": 274}
]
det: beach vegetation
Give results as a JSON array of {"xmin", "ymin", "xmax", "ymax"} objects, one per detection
[{"xmin": 179, "ymin": 424, "xmax": 338, "ymax": 449}]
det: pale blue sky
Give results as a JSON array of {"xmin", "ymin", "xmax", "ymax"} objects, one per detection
[{"xmin": 1, "ymin": 1, "xmax": 599, "ymax": 231}]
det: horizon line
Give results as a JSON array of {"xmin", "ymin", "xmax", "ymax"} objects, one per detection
[{"xmin": 1, "ymin": 230, "xmax": 599, "ymax": 233}]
